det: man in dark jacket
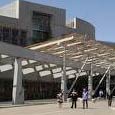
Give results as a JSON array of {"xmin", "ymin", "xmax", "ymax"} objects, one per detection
[
  {"xmin": 108, "ymin": 93, "xmax": 113, "ymax": 107},
  {"xmin": 70, "ymin": 90, "xmax": 78, "ymax": 108}
]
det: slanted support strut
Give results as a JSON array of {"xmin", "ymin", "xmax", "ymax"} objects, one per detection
[
  {"xmin": 68, "ymin": 57, "xmax": 88, "ymax": 94},
  {"xmin": 93, "ymin": 65, "xmax": 111, "ymax": 96}
]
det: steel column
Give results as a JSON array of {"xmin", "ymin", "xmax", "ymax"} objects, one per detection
[
  {"xmin": 88, "ymin": 63, "xmax": 93, "ymax": 99},
  {"xmin": 106, "ymin": 69, "xmax": 110, "ymax": 97},
  {"xmin": 12, "ymin": 58, "xmax": 24, "ymax": 104},
  {"xmin": 61, "ymin": 44, "xmax": 67, "ymax": 101}
]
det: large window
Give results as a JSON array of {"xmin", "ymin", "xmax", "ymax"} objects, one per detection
[
  {"xmin": 3, "ymin": 27, "xmax": 11, "ymax": 43},
  {"xmin": 20, "ymin": 31, "xmax": 27, "ymax": 46},
  {"xmin": 32, "ymin": 30, "xmax": 49, "ymax": 43},
  {"xmin": 0, "ymin": 26, "xmax": 27, "ymax": 46},
  {"xmin": 32, "ymin": 11, "xmax": 51, "ymax": 43},
  {"xmin": 12, "ymin": 29, "xmax": 19, "ymax": 45}
]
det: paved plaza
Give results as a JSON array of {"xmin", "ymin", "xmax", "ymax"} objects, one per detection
[{"xmin": 0, "ymin": 99, "xmax": 115, "ymax": 115}]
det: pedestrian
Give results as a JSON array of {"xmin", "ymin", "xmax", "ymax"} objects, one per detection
[
  {"xmin": 57, "ymin": 91, "xmax": 63, "ymax": 108},
  {"xmin": 70, "ymin": 89, "xmax": 78, "ymax": 108},
  {"xmin": 108, "ymin": 93, "xmax": 113, "ymax": 107},
  {"xmin": 82, "ymin": 88, "xmax": 88, "ymax": 109},
  {"xmin": 99, "ymin": 89, "xmax": 104, "ymax": 98}
]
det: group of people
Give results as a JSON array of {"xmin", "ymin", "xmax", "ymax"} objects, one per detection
[
  {"xmin": 57, "ymin": 88, "xmax": 114, "ymax": 109},
  {"xmin": 57, "ymin": 88, "xmax": 88, "ymax": 109},
  {"xmin": 70, "ymin": 88, "xmax": 88, "ymax": 109}
]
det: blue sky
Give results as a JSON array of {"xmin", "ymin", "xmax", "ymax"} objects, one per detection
[{"xmin": 0, "ymin": 0, "xmax": 115, "ymax": 42}]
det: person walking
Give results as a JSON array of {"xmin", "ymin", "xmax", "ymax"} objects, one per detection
[
  {"xmin": 57, "ymin": 91, "xmax": 63, "ymax": 108},
  {"xmin": 70, "ymin": 90, "xmax": 78, "ymax": 108},
  {"xmin": 82, "ymin": 88, "xmax": 88, "ymax": 109},
  {"xmin": 99, "ymin": 89, "xmax": 104, "ymax": 98},
  {"xmin": 108, "ymin": 93, "xmax": 113, "ymax": 107}
]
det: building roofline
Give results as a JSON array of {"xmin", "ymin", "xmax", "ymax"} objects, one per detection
[
  {"xmin": 75, "ymin": 17, "xmax": 95, "ymax": 28},
  {"xmin": 0, "ymin": 0, "xmax": 66, "ymax": 12},
  {"xmin": 22, "ymin": 0, "xmax": 66, "ymax": 11}
]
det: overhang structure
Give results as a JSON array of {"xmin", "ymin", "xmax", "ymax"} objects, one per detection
[{"xmin": 0, "ymin": 33, "xmax": 115, "ymax": 103}]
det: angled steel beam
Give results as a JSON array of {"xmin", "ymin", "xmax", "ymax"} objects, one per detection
[
  {"xmin": 110, "ymin": 86, "xmax": 115, "ymax": 95},
  {"xmin": 29, "ymin": 36, "xmax": 74, "ymax": 50},
  {"xmin": 68, "ymin": 57, "xmax": 88, "ymax": 93},
  {"xmin": 93, "ymin": 65, "xmax": 111, "ymax": 96},
  {"xmin": 0, "ymin": 41, "xmax": 83, "ymax": 69}
]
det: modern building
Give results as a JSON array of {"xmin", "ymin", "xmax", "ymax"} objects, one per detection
[
  {"xmin": 0, "ymin": 0, "xmax": 95, "ymax": 47},
  {"xmin": 0, "ymin": 0, "xmax": 67, "ymax": 46},
  {"xmin": 67, "ymin": 17, "xmax": 95, "ymax": 39},
  {"xmin": 0, "ymin": 0, "xmax": 96, "ymax": 101}
]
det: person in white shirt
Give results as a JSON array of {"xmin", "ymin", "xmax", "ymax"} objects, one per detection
[
  {"xmin": 99, "ymin": 89, "xmax": 103, "ymax": 98},
  {"xmin": 82, "ymin": 88, "xmax": 88, "ymax": 109}
]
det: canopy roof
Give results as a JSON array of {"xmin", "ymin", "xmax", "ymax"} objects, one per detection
[
  {"xmin": 0, "ymin": 33, "xmax": 115, "ymax": 79},
  {"xmin": 28, "ymin": 33, "xmax": 115, "ymax": 74}
]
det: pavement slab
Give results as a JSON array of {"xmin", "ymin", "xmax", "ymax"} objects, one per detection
[{"xmin": 0, "ymin": 100, "xmax": 115, "ymax": 115}]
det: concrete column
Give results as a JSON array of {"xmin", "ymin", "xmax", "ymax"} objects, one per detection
[
  {"xmin": 61, "ymin": 45, "xmax": 67, "ymax": 101},
  {"xmin": 106, "ymin": 69, "xmax": 110, "ymax": 97},
  {"xmin": 88, "ymin": 63, "xmax": 93, "ymax": 99},
  {"xmin": 12, "ymin": 58, "xmax": 24, "ymax": 104}
]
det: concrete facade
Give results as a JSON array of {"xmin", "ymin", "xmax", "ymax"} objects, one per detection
[
  {"xmin": 0, "ymin": 0, "xmax": 95, "ymax": 46},
  {"xmin": 0, "ymin": 0, "xmax": 19, "ymax": 19},
  {"xmin": 0, "ymin": 0, "xmax": 66, "ymax": 45},
  {"xmin": 0, "ymin": 15, "xmax": 18, "ymax": 27},
  {"xmin": 0, "ymin": 0, "xmax": 96, "ymax": 102},
  {"xmin": 67, "ymin": 17, "xmax": 95, "ymax": 39},
  {"xmin": 18, "ymin": 0, "xmax": 66, "ymax": 42}
]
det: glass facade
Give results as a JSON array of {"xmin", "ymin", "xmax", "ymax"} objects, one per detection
[
  {"xmin": 0, "ymin": 79, "xmax": 60, "ymax": 101},
  {"xmin": 0, "ymin": 26, "xmax": 27, "ymax": 46},
  {"xmin": 32, "ymin": 11, "xmax": 51, "ymax": 43}
]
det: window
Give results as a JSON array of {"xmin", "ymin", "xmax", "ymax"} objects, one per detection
[
  {"xmin": 32, "ymin": 11, "xmax": 51, "ymax": 43},
  {"xmin": 32, "ymin": 30, "xmax": 49, "ymax": 43},
  {"xmin": 20, "ymin": 31, "xmax": 27, "ymax": 46}
]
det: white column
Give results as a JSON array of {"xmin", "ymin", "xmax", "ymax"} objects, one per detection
[
  {"xmin": 88, "ymin": 63, "xmax": 93, "ymax": 99},
  {"xmin": 61, "ymin": 45, "xmax": 67, "ymax": 101},
  {"xmin": 106, "ymin": 69, "xmax": 110, "ymax": 97},
  {"xmin": 73, "ymin": 17, "xmax": 77, "ymax": 28},
  {"xmin": 12, "ymin": 58, "xmax": 24, "ymax": 104}
]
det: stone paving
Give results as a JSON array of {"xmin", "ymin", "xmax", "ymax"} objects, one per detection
[{"xmin": 0, "ymin": 100, "xmax": 115, "ymax": 115}]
